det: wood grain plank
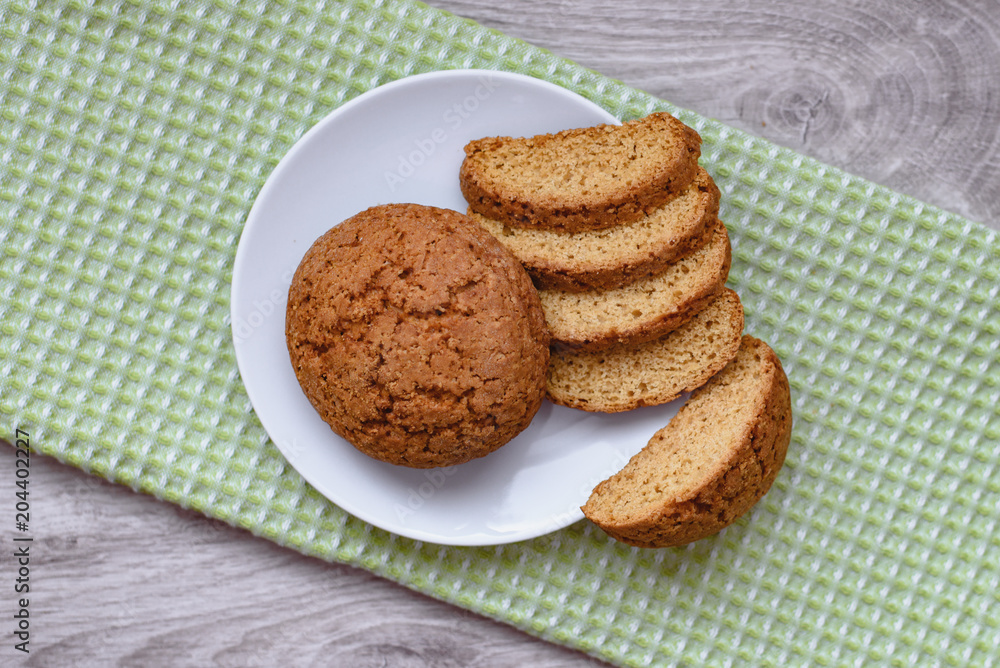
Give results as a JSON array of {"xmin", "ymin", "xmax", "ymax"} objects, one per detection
[
  {"xmin": 0, "ymin": 445, "xmax": 609, "ymax": 667},
  {"xmin": 438, "ymin": 0, "xmax": 1000, "ymax": 229}
]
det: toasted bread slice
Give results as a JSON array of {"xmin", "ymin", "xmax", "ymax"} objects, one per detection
[
  {"xmin": 468, "ymin": 167, "xmax": 720, "ymax": 292},
  {"xmin": 460, "ymin": 112, "xmax": 702, "ymax": 233},
  {"xmin": 547, "ymin": 288, "xmax": 744, "ymax": 412},
  {"xmin": 582, "ymin": 336, "xmax": 793, "ymax": 548},
  {"xmin": 538, "ymin": 217, "xmax": 731, "ymax": 351}
]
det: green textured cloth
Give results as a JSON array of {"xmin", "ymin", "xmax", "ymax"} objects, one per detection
[{"xmin": 2, "ymin": 0, "xmax": 999, "ymax": 665}]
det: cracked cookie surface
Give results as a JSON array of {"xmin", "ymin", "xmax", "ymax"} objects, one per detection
[{"xmin": 286, "ymin": 203, "xmax": 550, "ymax": 468}]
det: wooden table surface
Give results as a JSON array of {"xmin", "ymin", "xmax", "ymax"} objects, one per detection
[{"xmin": 4, "ymin": 1, "xmax": 998, "ymax": 666}]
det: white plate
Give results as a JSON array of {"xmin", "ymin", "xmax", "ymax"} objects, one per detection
[{"xmin": 231, "ymin": 69, "xmax": 686, "ymax": 546}]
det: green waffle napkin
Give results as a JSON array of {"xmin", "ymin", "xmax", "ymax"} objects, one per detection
[{"xmin": 2, "ymin": 0, "xmax": 998, "ymax": 665}]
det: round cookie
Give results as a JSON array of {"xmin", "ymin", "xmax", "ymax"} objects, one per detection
[{"xmin": 285, "ymin": 203, "xmax": 550, "ymax": 468}]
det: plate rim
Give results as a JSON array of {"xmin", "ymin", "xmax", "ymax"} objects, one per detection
[{"xmin": 230, "ymin": 68, "xmax": 623, "ymax": 546}]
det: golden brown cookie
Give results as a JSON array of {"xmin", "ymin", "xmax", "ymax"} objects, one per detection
[
  {"xmin": 285, "ymin": 203, "xmax": 550, "ymax": 468},
  {"xmin": 467, "ymin": 167, "xmax": 721, "ymax": 292},
  {"xmin": 582, "ymin": 336, "xmax": 793, "ymax": 547},
  {"xmin": 537, "ymin": 216, "xmax": 732, "ymax": 352},
  {"xmin": 546, "ymin": 288, "xmax": 745, "ymax": 413},
  {"xmin": 460, "ymin": 112, "xmax": 702, "ymax": 233}
]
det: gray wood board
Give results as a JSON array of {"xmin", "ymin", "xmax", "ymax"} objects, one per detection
[{"xmin": 448, "ymin": 0, "xmax": 1000, "ymax": 230}]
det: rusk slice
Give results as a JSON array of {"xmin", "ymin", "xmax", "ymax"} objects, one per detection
[
  {"xmin": 539, "ymin": 217, "xmax": 732, "ymax": 351},
  {"xmin": 582, "ymin": 336, "xmax": 793, "ymax": 548},
  {"xmin": 547, "ymin": 289, "xmax": 744, "ymax": 412},
  {"xmin": 460, "ymin": 112, "xmax": 702, "ymax": 233},
  {"xmin": 468, "ymin": 167, "xmax": 720, "ymax": 292}
]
